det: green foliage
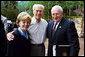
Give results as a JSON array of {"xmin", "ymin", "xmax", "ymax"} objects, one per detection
[
  {"xmin": 1, "ymin": 1, "xmax": 19, "ymax": 22},
  {"xmin": 1, "ymin": 1, "xmax": 84, "ymax": 22},
  {"xmin": 17, "ymin": 1, "xmax": 28, "ymax": 12},
  {"xmin": 26, "ymin": 1, "xmax": 84, "ymax": 21},
  {"xmin": 64, "ymin": 16, "xmax": 84, "ymax": 19}
]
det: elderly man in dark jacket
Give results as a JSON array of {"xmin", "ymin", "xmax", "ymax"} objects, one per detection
[{"xmin": 47, "ymin": 5, "xmax": 80, "ymax": 56}]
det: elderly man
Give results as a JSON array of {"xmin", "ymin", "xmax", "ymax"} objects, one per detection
[
  {"xmin": 7, "ymin": 4, "xmax": 48, "ymax": 56},
  {"xmin": 47, "ymin": 5, "xmax": 80, "ymax": 56}
]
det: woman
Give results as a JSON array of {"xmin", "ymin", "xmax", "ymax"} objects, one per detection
[{"xmin": 7, "ymin": 12, "xmax": 32, "ymax": 56}]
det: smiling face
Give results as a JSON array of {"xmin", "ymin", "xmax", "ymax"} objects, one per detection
[
  {"xmin": 16, "ymin": 12, "xmax": 31, "ymax": 33},
  {"xmin": 33, "ymin": 6, "xmax": 43, "ymax": 21},
  {"xmin": 51, "ymin": 7, "xmax": 63, "ymax": 22},
  {"xmin": 19, "ymin": 19, "xmax": 31, "ymax": 32}
]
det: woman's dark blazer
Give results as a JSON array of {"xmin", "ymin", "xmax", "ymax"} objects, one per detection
[{"xmin": 7, "ymin": 29, "xmax": 31, "ymax": 56}]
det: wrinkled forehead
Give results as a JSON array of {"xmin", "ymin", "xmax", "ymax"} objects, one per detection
[
  {"xmin": 51, "ymin": 8, "xmax": 62, "ymax": 14},
  {"xmin": 34, "ymin": 6, "xmax": 43, "ymax": 11}
]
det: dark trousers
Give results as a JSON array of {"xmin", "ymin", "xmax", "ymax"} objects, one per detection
[{"xmin": 30, "ymin": 44, "xmax": 45, "ymax": 56}]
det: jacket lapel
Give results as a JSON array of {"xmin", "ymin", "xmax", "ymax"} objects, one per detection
[
  {"xmin": 50, "ymin": 21, "xmax": 54, "ymax": 38},
  {"xmin": 15, "ymin": 29, "xmax": 29, "ymax": 41},
  {"xmin": 53, "ymin": 18, "xmax": 66, "ymax": 40}
]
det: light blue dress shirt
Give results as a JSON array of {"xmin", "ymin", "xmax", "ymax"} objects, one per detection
[{"xmin": 18, "ymin": 27, "xmax": 28, "ymax": 39}]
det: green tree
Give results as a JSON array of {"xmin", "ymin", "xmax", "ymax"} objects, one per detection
[
  {"xmin": 1, "ymin": 1, "xmax": 84, "ymax": 22},
  {"xmin": 1, "ymin": 1, "xmax": 19, "ymax": 22},
  {"xmin": 17, "ymin": 1, "xmax": 28, "ymax": 12}
]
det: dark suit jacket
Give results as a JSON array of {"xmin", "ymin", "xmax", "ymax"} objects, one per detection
[
  {"xmin": 0, "ymin": 19, "xmax": 7, "ymax": 56},
  {"xmin": 7, "ymin": 29, "xmax": 31, "ymax": 56},
  {"xmin": 47, "ymin": 18, "xmax": 80, "ymax": 56}
]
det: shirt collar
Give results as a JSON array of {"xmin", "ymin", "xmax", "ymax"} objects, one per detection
[
  {"xmin": 18, "ymin": 27, "xmax": 28, "ymax": 39},
  {"xmin": 54, "ymin": 20, "xmax": 61, "ymax": 25},
  {"xmin": 31, "ymin": 16, "xmax": 42, "ymax": 24}
]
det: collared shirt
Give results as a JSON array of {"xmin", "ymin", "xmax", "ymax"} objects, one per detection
[
  {"xmin": 28, "ymin": 17, "xmax": 48, "ymax": 44},
  {"xmin": 53, "ymin": 20, "xmax": 61, "ymax": 31},
  {"xmin": 52, "ymin": 20, "xmax": 61, "ymax": 56},
  {"xmin": 18, "ymin": 27, "xmax": 28, "ymax": 39}
]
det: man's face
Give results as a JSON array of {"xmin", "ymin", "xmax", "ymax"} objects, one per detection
[
  {"xmin": 33, "ymin": 6, "xmax": 43, "ymax": 20},
  {"xmin": 51, "ymin": 8, "xmax": 63, "ymax": 22}
]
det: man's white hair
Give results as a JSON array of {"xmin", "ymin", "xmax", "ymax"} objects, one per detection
[
  {"xmin": 33, "ymin": 4, "xmax": 44, "ymax": 11},
  {"xmin": 51, "ymin": 5, "xmax": 63, "ymax": 13}
]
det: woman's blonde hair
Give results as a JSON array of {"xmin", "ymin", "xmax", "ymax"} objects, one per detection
[{"xmin": 16, "ymin": 12, "xmax": 32, "ymax": 27}]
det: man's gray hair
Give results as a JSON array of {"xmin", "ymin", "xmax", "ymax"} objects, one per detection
[
  {"xmin": 33, "ymin": 4, "xmax": 44, "ymax": 11},
  {"xmin": 51, "ymin": 5, "xmax": 63, "ymax": 13}
]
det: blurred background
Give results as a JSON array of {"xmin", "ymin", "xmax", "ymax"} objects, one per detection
[{"xmin": 1, "ymin": 1, "xmax": 84, "ymax": 56}]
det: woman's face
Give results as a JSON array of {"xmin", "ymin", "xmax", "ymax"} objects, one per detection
[{"xmin": 19, "ymin": 19, "xmax": 30, "ymax": 31}]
